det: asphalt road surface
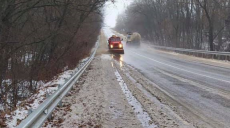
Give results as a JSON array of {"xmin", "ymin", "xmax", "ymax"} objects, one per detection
[
  {"xmin": 46, "ymin": 28, "xmax": 230, "ymax": 128},
  {"xmin": 112, "ymin": 29, "xmax": 230, "ymax": 128}
]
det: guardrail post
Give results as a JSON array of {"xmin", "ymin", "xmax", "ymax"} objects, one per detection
[
  {"xmin": 28, "ymin": 109, "xmax": 33, "ymax": 115},
  {"xmin": 48, "ymin": 113, "xmax": 53, "ymax": 121},
  {"xmin": 58, "ymin": 84, "xmax": 62, "ymax": 89},
  {"xmin": 217, "ymin": 55, "xmax": 219, "ymax": 60},
  {"xmin": 58, "ymin": 101, "xmax": 63, "ymax": 107},
  {"xmin": 58, "ymin": 84, "xmax": 63, "ymax": 107},
  {"xmin": 46, "ymin": 93, "xmax": 50, "ymax": 99},
  {"xmin": 45, "ymin": 93, "xmax": 53, "ymax": 120},
  {"xmin": 64, "ymin": 78, "xmax": 67, "ymax": 83},
  {"xmin": 44, "ymin": 108, "xmax": 53, "ymax": 121}
]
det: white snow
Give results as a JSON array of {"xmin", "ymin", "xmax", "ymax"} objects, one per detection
[
  {"xmin": 101, "ymin": 54, "xmax": 112, "ymax": 60},
  {"xmin": 5, "ymin": 108, "xmax": 28, "ymax": 127},
  {"xmin": 81, "ymin": 57, "xmax": 89, "ymax": 62},
  {"xmin": 114, "ymin": 70, "xmax": 157, "ymax": 128},
  {"xmin": 1, "ymin": 79, "xmax": 12, "ymax": 85},
  {"xmin": 4, "ymin": 57, "xmax": 89, "ymax": 128}
]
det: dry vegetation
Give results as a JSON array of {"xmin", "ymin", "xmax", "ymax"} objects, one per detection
[{"xmin": 0, "ymin": 0, "xmax": 107, "ymax": 116}]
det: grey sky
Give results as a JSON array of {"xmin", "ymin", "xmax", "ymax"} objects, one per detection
[{"xmin": 103, "ymin": 0, "xmax": 133, "ymax": 28}]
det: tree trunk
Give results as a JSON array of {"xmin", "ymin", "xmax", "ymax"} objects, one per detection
[{"xmin": 209, "ymin": 26, "xmax": 214, "ymax": 51}]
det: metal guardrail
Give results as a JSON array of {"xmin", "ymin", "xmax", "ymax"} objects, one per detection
[
  {"xmin": 152, "ymin": 45, "xmax": 230, "ymax": 61},
  {"xmin": 17, "ymin": 41, "xmax": 99, "ymax": 128}
]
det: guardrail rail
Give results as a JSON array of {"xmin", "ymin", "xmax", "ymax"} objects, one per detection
[
  {"xmin": 17, "ymin": 41, "xmax": 99, "ymax": 128},
  {"xmin": 152, "ymin": 45, "xmax": 230, "ymax": 61}
]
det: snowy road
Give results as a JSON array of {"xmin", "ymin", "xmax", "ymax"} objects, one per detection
[{"xmin": 45, "ymin": 28, "xmax": 230, "ymax": 128}]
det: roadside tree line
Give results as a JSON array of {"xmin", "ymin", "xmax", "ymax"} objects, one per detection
[
  {"xmin": 0, "ymin": 0, "xmax": 107, "ymax": 114},
  {"xmin": 115, "ymin": 0, "xmax": 230, "ymax": 51}
]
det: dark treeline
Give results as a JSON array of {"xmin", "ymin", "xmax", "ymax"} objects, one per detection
[
  {"xmin": 0, "ymin": 0, "xmax": 107, "ymax": 112},
  {"xmin": 115, "ymin": 0, "xmax": 230, "ymax": 51}
]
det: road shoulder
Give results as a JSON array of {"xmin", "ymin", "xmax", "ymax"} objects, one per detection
[{"xmin": 43, "ymin": 56, "xmax": 143, "ymax": 128}]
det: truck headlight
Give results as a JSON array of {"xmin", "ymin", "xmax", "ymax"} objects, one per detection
[
  {"xmin": 119, "ymin": 44, "xmax": 123, "ymax": 48},
  {"xmin": 110, "ymin": 44, "xmax": 113, "ymax": 48}
]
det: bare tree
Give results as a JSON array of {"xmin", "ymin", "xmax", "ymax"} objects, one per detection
[
  {"xmin": 116, "ymin": 0, "xmax": 230, "ymax": 51},
  {"xmin": 0, "ymin": 0, "xmax": 107, "ymax": 114}
]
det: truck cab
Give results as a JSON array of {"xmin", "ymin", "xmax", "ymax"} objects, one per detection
[
  {"xmin": 108, "ymin": 37, "xmax": 124, "ymax": 54},
  {"xmin": 126, "ymin": 32, "xmax": 141, "ymax": 47}
]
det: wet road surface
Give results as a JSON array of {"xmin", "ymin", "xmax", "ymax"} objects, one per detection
[
  {"xmin": 121, "ymin": 44, "xmax": 230, "ymax": 127},
  {"xmin": 104, "ymin": 27, "xmax": 230, "ymax": 128}
]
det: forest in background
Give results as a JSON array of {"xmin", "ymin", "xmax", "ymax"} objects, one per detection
[
  {"xmin": 0, "ymin": 0, "xmax": 107, "ymax": 113},
  {"xmin": 115, "ymin": 0, "xmax": 230, "ymax": 51}
]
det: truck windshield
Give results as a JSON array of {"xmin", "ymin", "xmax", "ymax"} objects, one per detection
[{"xmin": 111, "ymin": 37, "xmax": 121, "ymax": 42}]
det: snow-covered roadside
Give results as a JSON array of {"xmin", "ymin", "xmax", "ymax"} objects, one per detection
[
  {"xmin": 149, "ymin": 46, "xmax": 230, "ymax": 68},
  {"xmin": 114, "ymin": 70, "xmax": 157, "ymax": 128},
  {"xmin": 141, "ymin": 41, "xmax": 230, "ymax": 64},
  {"xmin": 4, "ymin": 57, "xmax": 89, "ymax": 128},
  {"xmin": 43, "ymin": 54, "xmax": 144, "ymax": 128}
]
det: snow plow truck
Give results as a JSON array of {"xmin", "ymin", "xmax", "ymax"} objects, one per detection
[
  {"xmin": 108, "ymin": 35, "xmax": 124, "ymax": 54},
  {"xmin": 126, "ymin": 32, "xmax": 141, "ymax": 47}
]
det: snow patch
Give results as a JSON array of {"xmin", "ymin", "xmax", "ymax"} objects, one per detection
[
  {"xmin": 5, "ymin": 108, "xmax": 28, "ymax": 128},
  {"xmin": 4, "ymin": 57, "xmax": 89, "ymax": 127},
  {"xmin": 114, "ymin": 70, "xmax": 157, "ymax": 128},
  {"xmin": 81, "ymin": 57, "xmax": 89, "ymax": 62},
  {"xmin": 101, "ymin": 54, "xmax": 112, "ymax": 60}
]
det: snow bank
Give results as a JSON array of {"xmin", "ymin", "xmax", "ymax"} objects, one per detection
[{"xmin": 4, "ymin": 57, "xmax": 89, "ymax": 128}]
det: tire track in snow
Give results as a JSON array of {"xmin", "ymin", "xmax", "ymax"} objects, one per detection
[{"xmin": 114, "ymin": 70, "xmax": 157, "ymax": 128}]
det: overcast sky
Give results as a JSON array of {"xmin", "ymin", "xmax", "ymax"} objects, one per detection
[{"xmin": 103, "ymin": 0, "xmax": 133, "ymax": 28}]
